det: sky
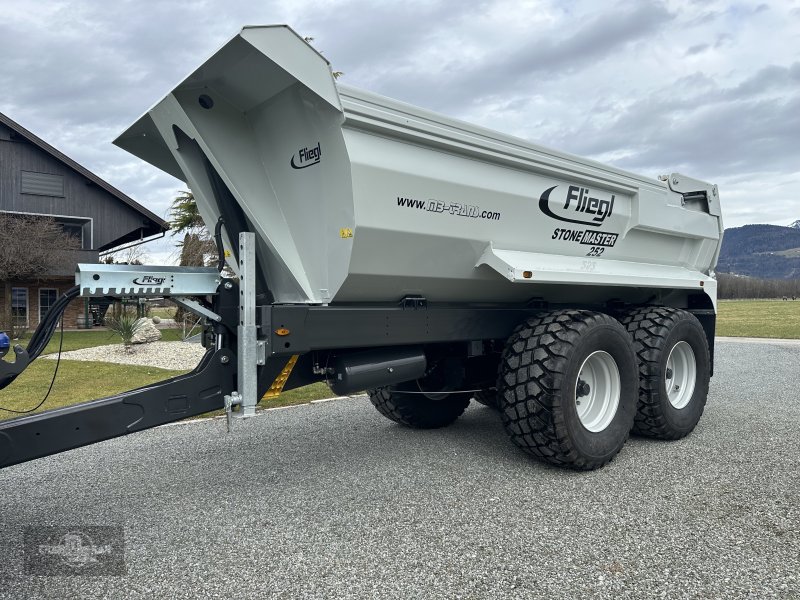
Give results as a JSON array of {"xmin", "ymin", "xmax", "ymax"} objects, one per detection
[{"xmin": 1, "ymin": 0, "xmax": 799, "ymax": 264}]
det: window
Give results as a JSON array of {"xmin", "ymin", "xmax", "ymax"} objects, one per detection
[
  {"xmin": 39, "ymin": 288, "xmax": 58, "ymax": 323},
  {"xmin": 58, "ymin": 222, "xmax": 85, "ymax": 249},
  {"xmin": 0, "ymin": 212, "xmax": 91, "ymax": 250},
  {"xmin": 11, "ymin": 287, "xmax": 28, "ymax": 327},
  {"xmin": 20, "ymin": 171, "xmax": 65, "ymax": 197}
]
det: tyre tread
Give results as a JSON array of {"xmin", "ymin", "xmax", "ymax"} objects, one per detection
[
  {"xmin": 368, "ymin": 386, "xmax": 469, "ymax": 429},
  {"xmin": 621, "ymin": 306, "xmax": 709, "ymax": 440},
  {"xmin": 497, "ymin": 309, "xmax": 632, "ymax": 470}
]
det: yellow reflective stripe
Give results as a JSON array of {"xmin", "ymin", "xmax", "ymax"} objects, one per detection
[{"xmin": 262, "ymin": 355, "xmax": 299, "ymax": 400}]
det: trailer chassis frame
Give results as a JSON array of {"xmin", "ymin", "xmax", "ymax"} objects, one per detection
[{"xmin": 0, "ymin": 273, "xmax": 715, "ymax": 470}]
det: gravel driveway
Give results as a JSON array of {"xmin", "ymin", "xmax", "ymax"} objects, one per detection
[
  {"xmin": 0, "ymin": 339, "xmax": 797, "ymax": 599},
  {"xmin": 41, "ymin": 340, "xmax": 206, "ymax": 371}
]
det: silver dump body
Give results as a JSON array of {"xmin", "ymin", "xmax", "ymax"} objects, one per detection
[{"xmin": 115, "ymin": 25, "xmax": 722, "ymax": 309}]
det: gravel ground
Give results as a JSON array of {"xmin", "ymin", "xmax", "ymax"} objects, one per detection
[
  {"xmin": 0, "ymin": 340, "xmax": 798, "ymax": 599},
  {"xmin": 41, "ymin": 341, "xmax": 206, "ymax": 371}
]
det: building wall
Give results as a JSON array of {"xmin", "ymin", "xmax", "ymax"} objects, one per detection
[
  {"xmin": 0, "ymin": 122, "xmax": 153, "ymax": 250},
  {"xmin": 1, "ymin": 279, "xmax": 85, "ymax": 331},
  {"xmin": 0, "ymin": 117, "xmax": 167, "ymax": 334}
]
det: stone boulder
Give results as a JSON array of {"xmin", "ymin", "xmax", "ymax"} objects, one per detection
[{"xmin": 131, "ymin": 318, "xmax": 162, "ymax": 344}]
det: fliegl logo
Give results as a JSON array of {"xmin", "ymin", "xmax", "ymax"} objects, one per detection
[
  {"xmin": 538, "ymin": 185, "xmax": 615, "ymax": 227},
  {"xmin": 132, "ymin": 275, "xmax": 167, "ymax": 286},
  {"xmin": 290, "ymin": 142, "xmax": 322, "ymax": 169}
]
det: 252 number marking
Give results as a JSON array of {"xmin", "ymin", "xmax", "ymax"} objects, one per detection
[{"xmin": 586, "ymin": 246, "xmax": 605, "ymax": 257}]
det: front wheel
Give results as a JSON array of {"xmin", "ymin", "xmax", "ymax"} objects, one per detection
[
  {"xmin": 368, "ymin": 361, "xmax": 472, "ymax": 430},
  {"xmin": 621, "ymin": 307, "xmax": 710, "ymax": 439},
  {"xmin": 473, "ymin": 388, "xmax": 499, "ymax": 409}
]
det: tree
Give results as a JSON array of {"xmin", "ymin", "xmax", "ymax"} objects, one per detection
[
  {"xmin": 103, "ymin": 244, "xmax": 149, "ymax": 266},
  {"xmin": 0, "ymin": 214, "xmax": 80, "ymax": 335},
  {"xmin": 170, "ymin": 190, "xmax": 205, "ymax": 233},
  {"xmin": 169, "ymin": 191, "xmax": 216, "ymax": 326},
  {"xmin": 169, "ymin": 190, "xmax": 215, "ymax": 267},
  {"xmin": 0, "ymin": 214, "xmax": 79, "ymax": 280}
]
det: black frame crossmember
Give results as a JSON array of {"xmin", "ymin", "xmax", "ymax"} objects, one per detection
[{"xmin": 261, "ymin": 304, "xmax": 541, "ymax": 356}]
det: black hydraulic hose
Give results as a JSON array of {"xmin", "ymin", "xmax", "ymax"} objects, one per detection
[
  {"xmin": 26, "ymin": 286, "xmax": 78, "ymax": 356},
  {"xmin": 214, "ymin": 217, "xmax": 226, "ymax": 272},
  {"xmin": 25, "ymin": 285, "xmax": 80, "ymax": 361},
  {"xmin": 0, "ymin": 285, "xmax": 79, "ymax": 392},
  {"xmin": 0, "ymin": 318, "xmax": 65, "ymax": 413}
]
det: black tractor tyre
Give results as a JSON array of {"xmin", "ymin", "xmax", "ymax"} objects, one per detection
[
  {"xmin": 620, "ymin": 306, "xmax": 710, "ymax": 440},
  {"xmin": 497, "ymin": 310, "xmax": 638, "ymax": 470},
  {"xmin": 473, "ymin": 388, "xmax": 499, "ymax": 409},
  {"xmin": 368, "ymin": 381, "xmax": 471, "ymax": 429}
]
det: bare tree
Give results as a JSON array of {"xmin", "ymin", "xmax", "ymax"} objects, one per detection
[
  {"xmin": 0, "ymin": 214, "xmax": 80, "ymax": 335},
  {"xmin": 103, "ymin": 244, "xmax": 149, "ymax": 266}
]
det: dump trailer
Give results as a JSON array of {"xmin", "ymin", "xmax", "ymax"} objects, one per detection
[{"xmin": 0, "ymin": 25, "xmax": 723, "ymax": 471}]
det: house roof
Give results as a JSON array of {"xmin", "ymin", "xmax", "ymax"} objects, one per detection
[{"xmin": 0, "ymin": 112, "xmax": 169, "ymax": 243}]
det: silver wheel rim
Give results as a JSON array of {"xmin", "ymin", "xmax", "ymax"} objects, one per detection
[
  {"xmin": 576, "ymin": 351, "xmax": 620, "ymax": 432},
  {"xmin": 666, "ymin": 341, "xmax": 696, "ymax": 409}
]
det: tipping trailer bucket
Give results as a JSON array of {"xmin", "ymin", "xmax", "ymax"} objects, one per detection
[
  {"xmin": 116, "ymin": 25, "xmax": 722, "ymax": 308},
  {"xmin": 0, "ymin": 25, "xmax": 724, "ymax": 472}
]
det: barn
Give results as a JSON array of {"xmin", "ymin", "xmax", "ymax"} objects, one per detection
[{"xmin": 0, "ymin": 112, "xmax": 168, "ymax": 331}]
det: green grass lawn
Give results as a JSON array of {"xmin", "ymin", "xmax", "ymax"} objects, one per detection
[
  {"xmin": 149, "ymin": 306, "xmax": 176, "ymax": 320},
  {"xmin": 716, "ymin": 299, "xmax": 800, "ymax": 339},
  {"xmin": 0, "ymin": 355, "xmax": 334, "ymax": 421},
  {"xmin": 0, "ymin": 329, "xmax": 336, "ymax": 421},
  {"xmin": 0, "ymin": 360, "xmax": 186, "ymax": 419}
]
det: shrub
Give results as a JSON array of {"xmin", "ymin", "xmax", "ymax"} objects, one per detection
[{"xmin": 105, "ymin": 310, "xmax": 144, "ymax": 352}]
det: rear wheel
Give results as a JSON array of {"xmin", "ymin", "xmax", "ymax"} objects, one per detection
[
  {"xmin": 498, "ymin": 310, "xmax": 638, "ymax": 470},
  {"xmin": 621, "ymin": 306, "xmax": 710, "ymax": 439}
]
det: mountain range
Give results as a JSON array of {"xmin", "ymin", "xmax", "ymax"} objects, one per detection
[{"xmin": 716, "ymin": 222, "xmax": 800, "ymax": 279}]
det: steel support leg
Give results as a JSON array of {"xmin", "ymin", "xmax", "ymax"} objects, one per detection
[{"xmin": 237, "ymin": 232, "xmax": 258, "ymax": 417}]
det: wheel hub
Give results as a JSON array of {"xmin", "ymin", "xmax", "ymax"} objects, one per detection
[
  {"xmin": 575, "ymin": 351, "xmax": 620, "ymax": 432},
  {"xmin": 665, "ymin": 341, "xmax": 697, "ymax": 409}
]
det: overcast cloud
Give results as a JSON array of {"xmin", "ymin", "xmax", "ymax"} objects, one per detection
[{"xmin": 1, "ymin": 0, "xmax": 799, "ymax": 262}]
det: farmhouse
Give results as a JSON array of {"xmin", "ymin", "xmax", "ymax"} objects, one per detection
[{"xmin": 0, "ymin": 112, "xmax": 168, "ymax": 330}]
